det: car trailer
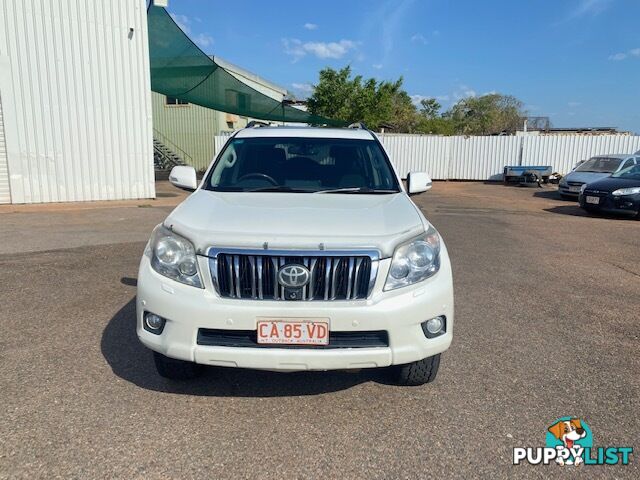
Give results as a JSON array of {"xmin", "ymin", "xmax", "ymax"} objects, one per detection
[{"xmin": 503, "ymin": 165, "xmax": 553, "ymax": 186}]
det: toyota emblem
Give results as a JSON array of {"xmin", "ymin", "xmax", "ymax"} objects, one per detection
[{"xmin": 277, "ymin": 264, "xmax": 311, "ymax": 288}]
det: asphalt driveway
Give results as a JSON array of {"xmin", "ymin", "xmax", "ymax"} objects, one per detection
[{"xmin": 1, "ymin": 182, "xmax": 638, "ymax": 478}]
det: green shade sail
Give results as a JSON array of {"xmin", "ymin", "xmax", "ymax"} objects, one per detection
[{"xmin": 147, "ymin": 5, "xmax": 343, "ymax": 126}]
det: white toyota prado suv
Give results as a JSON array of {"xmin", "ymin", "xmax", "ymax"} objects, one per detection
[{"xmin": 137, "ymin": 124, "xmax": 454, "ymax": 386}]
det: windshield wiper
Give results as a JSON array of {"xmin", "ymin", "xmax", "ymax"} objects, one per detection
[
  {"xmin": 246, "ymin": 186, "xmax": 311, "ymax": 193},
  {"xmin": 314, "ymin": 187, "xmax": 398, "ymax": 194}
]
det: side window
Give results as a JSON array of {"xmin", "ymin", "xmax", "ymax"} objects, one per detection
[{"xmin": 622, "ymin": 158, "xmax": 635, "ymax": 169}]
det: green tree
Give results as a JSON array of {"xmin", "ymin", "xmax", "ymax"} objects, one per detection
[
  {"xmin": 446, "ymin": 94, "xmax": 525, "ymax": 135},
  {"xmin": 419, "ymin": 98, "xmax": 442, "ymax": 119},
  {"xmin": 307, "ymin": 66, "xmax": 417, "ymax": 131}
]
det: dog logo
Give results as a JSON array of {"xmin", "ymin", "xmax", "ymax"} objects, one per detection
[
  {"xmin": 547, "ymin": 418, "xmax": 589, "ymax": 465},
  {"xmin": 513, "ymin": 417, "xmax": 633, "ymax": 466}
]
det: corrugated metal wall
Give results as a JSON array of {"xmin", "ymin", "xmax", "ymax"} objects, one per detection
[
  {"xmin": 448, "ymin": 136, "xmax": 522, "ymax": 180},
  {"xmin": 0, "ymin": 0, "xmax": 154, "ymax": 204},
  {"xmin": 212, "ymin": 133, "xmax": 640, "ymax": 180},
  {"xmin": 0, "ymin": 93, "xmax": 10, "ymax": 203},
  {"xmin": 152, "ymin": 92, "xmax": 222, "ymax": 171},
  {"xmin": 521, "ymin": 135, "xmax": 640, "ymax": 173},
  {"xmin": 375, "ymin": 134, "xmax": 451, "ymax": 180}
]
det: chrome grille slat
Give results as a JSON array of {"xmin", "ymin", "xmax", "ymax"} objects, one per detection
[
  {"xmin": 257, "ymin": 257, "xmax": 263, "ymax": 299},
  {"xmin": 308, "ymin": 258, "xmax": 318, "ymax": 300},
  {"xmin": 233, "ymin": 255, "xmax": 241, "ymax": 298},
  {"xmin": 324, "ymin": 258, "xmax": 332, "ymax": 300},
  {"xmin": 248, "ymin": 256, "xmax": 257, "ymax": 298},
  {"xmin": 353, "ymin": 257, "xmax": 363, "ymax": 300},
  {"xmin": 346, "ymin": 257, "xmax": 355, "ymax": 299},
  {"xmin": 210, "ymin": 248, "xmax": 378, "ymax": 301}
]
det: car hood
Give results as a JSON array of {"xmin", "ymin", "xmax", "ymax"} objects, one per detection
[
  {"xmin": 563, "ymin": 171, "xmax": 612, "ymax": 184},
  {"xmin": 585, "ymin": 176, "xmax": 640, "ymax": 192},
  {"xmin": 164, "ymin": 190, "xmax": 427, "ymax": 258}
]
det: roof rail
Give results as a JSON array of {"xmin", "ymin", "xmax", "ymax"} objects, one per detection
[
  {"xmin": 347, "ymin": 122, "xmax": 367, "ymax": 129},
  {"xmin": 245, "ymin": 120, "xmax": 271, "ymax": 128}
]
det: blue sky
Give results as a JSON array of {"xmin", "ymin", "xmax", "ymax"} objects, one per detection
[{"xmin": 165, "ymin": 0, "xmax": 640, "ymax": 133}]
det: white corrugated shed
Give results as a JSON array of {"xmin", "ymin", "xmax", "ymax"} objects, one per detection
[
  {"xmin": 0, "ymin": 93, "xmax": 10, "ymax": 203},
  {"xmin": 0, "ymin": 0, "xmax": 154, "ymax": 204}
]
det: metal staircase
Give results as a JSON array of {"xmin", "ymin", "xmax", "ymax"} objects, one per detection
[{"xmin": 153, "ymin": 129, "xmax": 193, "ymax": 170}]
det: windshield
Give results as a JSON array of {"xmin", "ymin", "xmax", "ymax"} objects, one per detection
[
  {"xmin": 205, "ymin": 136, "xmax": 401, "ymax": 193},
  {"xmin": 611, "ymin": 164, "xmax": 640, "ymax": 179},
  {"xmin": 574, "ymin": 157, "xmax": 623, "ymax": 173}
]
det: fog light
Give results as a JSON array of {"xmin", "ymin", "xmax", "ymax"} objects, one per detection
[
  {"xmin": 422, "ymin": 316, "xmax": 446, "ymax": 338},
  {"xmin": 144, "ymin": 312, "xmax": 166, "ymax": 334}
]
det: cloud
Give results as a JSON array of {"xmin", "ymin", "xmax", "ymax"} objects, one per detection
[
  {"xmin": 554, "ymin": 0, "xmax": 612, "ymax": 25},
  {"xmin": 453, "ymin": 85, "xmax": 477, "ymax": 100},
  {"xmin": 568, "ymin": 101, "xmax": 581, "ymax": 107},
  {"xmin": 170, "ymin": 13, "xmax": 191, "ymax": 34},
  {"xmin": 193, "ymin": 33, "xmax": 214, "ymax": 49},
  {"xmin": 291, "ymin": 82, "xmax": 314, "ymax": 94},
  {"xmin": 304, "ymin": 23, "xmax": 318, "ymax": 30},
  {"xmin": 410, "ymin": 94, "xmax": 428, "ymax": 107},
  {"xmin": 361, "ymin": 0, "xmax": 416, "ymax": 66},
  {"xmin": 608, "ymin": 47, "xmax": 640, "ymax": 61},
  {"xmin": 432, "ymin": 29, "xmax": 440, "ymax": 36},
  {"xmin": 283, "ymin": 38, "xmax": 358, "ymax": 61},
  {"xmin": 571, "ymin": 0, "xmax": 612, "ymax": 18},
  {"xmin": 372, "ymin": 63, "xmax": 383, "ymax": 69},
  {"xmin": 411, "ymin": 33, "xmax": 428, "ymax": 45},
  {"xmin": 410, "ymin": 94, "xmax": 450, "ymax": 107},
  {"xmin": 170, "ymin": 13, "xmax": 214, "ymax": 50}
]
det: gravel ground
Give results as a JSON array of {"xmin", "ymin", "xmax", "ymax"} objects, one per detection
[{"xmin": 1, "ymin": 182, "xmax": 638, "ymax": 479}]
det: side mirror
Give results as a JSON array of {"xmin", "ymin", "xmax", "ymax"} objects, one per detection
[
  {"xmin": 169, "ymin": 165, "xmax": 197, "ymax": 191},
  {"xmin": 407, "ymin": 171, "xmax": 432, "ymax": 195}
]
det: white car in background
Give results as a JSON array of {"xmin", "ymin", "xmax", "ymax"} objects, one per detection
[{"xmin": 137, "ymin": 125, "xmax": 454, "ymax": 386}]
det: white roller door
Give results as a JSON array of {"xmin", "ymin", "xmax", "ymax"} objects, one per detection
[{"xmin": 0, "ymin": 93, "xmax": 10, "ymax": 204}]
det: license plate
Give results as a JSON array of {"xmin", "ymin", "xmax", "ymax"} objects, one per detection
[
  {"xmin": 257, "ymin": 319, "xmax": 329, "ymax": 345},
  {"xmin": 568, "ymin": 186, "xmax": 582, "ymax": 192},
  {"xmin": 586, "ymin": 196, "xmax": 600, "ymax": 204}
]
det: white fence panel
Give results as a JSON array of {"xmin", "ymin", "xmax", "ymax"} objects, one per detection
[
  {"xmin": 449, "ymin": 136, "xmax": 521, "ymax": 180},
  {"xmin": 522, "ymin": 135, "xmax": 640, "ymax": 174},
  {"xmin": 212, "ymin": 132, "xmax": 640, "ymax": 181},
  {"xmin": 378, "ymin": 134, "xmax": 450, "ymax": 179},
  {"xmin": 213, "ymin": 135, "xmax": 231, "ymax": 157}
]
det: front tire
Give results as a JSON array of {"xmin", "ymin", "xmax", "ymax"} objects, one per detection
[
  {"xmin": 393, "ymin": 354, "xmax": 441, "ymax": 386},
  {"xmin": 153, "ymin": 352, "xmax": 202, "ymax": 380}
]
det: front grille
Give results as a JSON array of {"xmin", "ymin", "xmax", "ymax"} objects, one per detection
[
  {"xmin": 197, "ymin": 328, "xmax": 389, "ymax": 348},
  {"xmin": 208, "ymin": 248, "xmax": 379, "ymax": 301}
]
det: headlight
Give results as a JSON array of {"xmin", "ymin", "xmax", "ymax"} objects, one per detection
[
  {"xmin": 385, "ymin": 226, "xmax": 441, "ymax": 291},
  {"xmin": 146, "ymin": 225, "xmax": 203, "ymax": 288},
  {"xmin": 612, "ymin": 187, "xmax": 640, "ymax": 196},
  {"xmin": 580, "ymin": 184, "xmax": 587, "ymax": 194}
]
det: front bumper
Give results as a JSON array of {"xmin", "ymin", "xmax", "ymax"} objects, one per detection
[
  {"xmin": 558, "ymin": 184, "xmax": 582, "ymax": 197},
  {"xmin": 136, "ymin": 247, "xmax": 454, "ymax": 372},
  {"xmin": 579, "ymin": 192, "xmax": 640, "ymax": 216}
]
